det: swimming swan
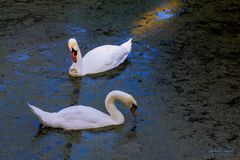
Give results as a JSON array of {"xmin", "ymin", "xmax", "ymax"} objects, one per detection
[
  {"xmin": 68, "ymin": 38, "xmax": 132, "ymax": 77},
  {"xmin": 28, "ymin": 90, "xmax": 137, "ymax": 130}
]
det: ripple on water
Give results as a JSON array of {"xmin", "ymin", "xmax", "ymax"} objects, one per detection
[
  {"xmin": 38, "ymin": 44, "xmax": 52, "ymax": 57},
  {"xmin": 66, "ymin": 26, "xmax": 87, "ymax": 36},
  {"xmin": 8, "ymin": 52, "xmax": 30, "ymax": 63},
  {"xmin": 14, "ymin": 70, "xmax": 24, "ymax": 77},
  {"xmin": 0, "ymin": 84, "xmax": 6, "ymax": 91}
]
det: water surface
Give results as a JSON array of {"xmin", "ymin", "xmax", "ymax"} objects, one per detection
[{"xmin": 0, "ymin": 0, "xmax": 239, "ymax": 159}]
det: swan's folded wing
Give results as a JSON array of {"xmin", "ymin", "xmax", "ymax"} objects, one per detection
[
  {"xmin": 54, "ymin": 106, "xmax": 117, "ymax": 130},
  {"xmin": 82, "ymin": 45, "xmax": 129, "ymax": 74}
]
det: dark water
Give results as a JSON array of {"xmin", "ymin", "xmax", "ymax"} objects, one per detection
[{"xmin": 0, "ymin": 0, "xmax": 239, "ymax": 159}]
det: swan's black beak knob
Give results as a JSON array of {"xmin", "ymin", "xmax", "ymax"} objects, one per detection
[
  {"xmin": 130, "ymin": 104, "xmax": 137, "ymax": 117},
  {"xmin": 72, "ymin": 48, "xmax": 77, "ymax": 63}
]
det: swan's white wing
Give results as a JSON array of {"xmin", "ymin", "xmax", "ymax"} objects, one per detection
[
  {"xmin": 54, "ymin": 106, "xmax": 117, "ymax": 130},
  {"xmin": 82, "ymin": 45, "xmax": 129, "ymax": 75}
]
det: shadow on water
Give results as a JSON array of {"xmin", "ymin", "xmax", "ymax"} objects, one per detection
[
  {"xmin": 34, "ymin": 119, "xmax": 138, "ymax": 138},
  {"xmin": 124, "ymin": 120, "xmax": 137, "ymax": 140},
  {"xmin": 68, "ymin": 77, "xmax": 81, "ymax": 106},
  {"xmin": 34, "ymin": 122, "xmax": 137, "ymax": 160},
  {"xmin": 34, "ymin": 126, "xmax": 82, "ymax": 160}
]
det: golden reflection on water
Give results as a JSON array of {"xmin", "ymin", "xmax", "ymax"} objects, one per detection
[{"xmin": 132, "ymin": 0, "xmax": 181, "ymax": 37}]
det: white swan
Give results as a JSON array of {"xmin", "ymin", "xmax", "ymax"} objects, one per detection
[
  {"xmin": 28, "ymin": 90, "xmax": 137, "ymax": 130},
  {"xmin": 68, "ymin": 38, "xmax": 132, "ymax": 77}
]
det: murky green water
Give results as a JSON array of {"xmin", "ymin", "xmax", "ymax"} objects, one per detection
[{"xmin": 0, "ymin": 0, "xmax": 239, "ymax": 159}]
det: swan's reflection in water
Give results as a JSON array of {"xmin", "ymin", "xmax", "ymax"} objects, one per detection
[
  {"xmin": 62, "ymin": 131, "xmax": 81, "ymax": 160},
  {"xmin": 124, "ymin": 120, "xmax": 137, "ymax": 140},
  {"xmin": 63, "ymin": 78, "xmax": 81, "ymax": 160},
  {"xmin": 34, "ymin": 127, "xmax": 81, "ymax": 160},
  {"xmin": 69, "ymin": 77, "xmax": 81, "ymax": 106},
  {"xmin": 34, "ymin": 120, "xmax": 138, "ymax": 159}
]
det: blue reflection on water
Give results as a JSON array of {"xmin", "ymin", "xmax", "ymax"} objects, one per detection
[
  {"xmin": 8, "ymin": 52, "xmax": 30, "ymax": 63},
  {"xmin": 14, "ymin": 70, "xmax": 24, "ymax": 77},
  {"xmin": 38, "ymin": 44, "xmax": 48, "ymax": 50},
  {"xmin": 156, "ymin": 9, "xmax": 174, "ymax": 20},
  {"xmin": 75, "ymin": 145, "xmax": 87, "ymax": 158},
  {"xmin": 38, "ymin": 44, "xmax": 52, "ymax": 57},
  {"xmin": 40, "ymin": 78, "xmax": 59, "ymax": 97},
  {"xmin": 0, "ymin": 84, "xmax": 6, "ymax": 91},
  {"xmin": 66, "ymin": 26, "xmax": 87, "ymax": 36}
]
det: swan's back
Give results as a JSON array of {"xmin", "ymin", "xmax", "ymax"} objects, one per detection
[
  {"xmin": 55, "ymin": 105, "xmax": 118, "ymax": 130},
  {"xmin": 82, "ymin": 45, "xmax": 130, "ymax": 75}
]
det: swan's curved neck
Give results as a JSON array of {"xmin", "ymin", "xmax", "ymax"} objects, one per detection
[
  {"xmin": 70, "ymin": 45, "xmax": 83, "ymax": 76},
  {"xmin": 105, "ymin": 91, "xmax": 126, "ymax": 123},
  {"xmin": 76, "ymin": 46, "xmax": 83, "ymax": 65}
]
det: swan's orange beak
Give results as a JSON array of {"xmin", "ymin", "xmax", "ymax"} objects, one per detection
[
  {"xmin": 130, "ymin": 104, "xmax": 137, "ymax": 117},
  {"xmin": 72, "ymin": 48, "xmax": 77, "ymax": 63}
]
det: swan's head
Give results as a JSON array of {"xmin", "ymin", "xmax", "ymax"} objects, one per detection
[
  {"xmin": 127, "ymin": 95, "xmax": 138, "ymax": 117},
  {"xmin": 68, "ymin": 38, "xmax": 78, "ymax": 63},
  {"xmin": 106, "ymin": 90, "xmax": 138, "ymax": 117}
]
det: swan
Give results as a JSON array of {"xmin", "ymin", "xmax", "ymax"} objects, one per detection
[
  {"xmin": 28, "ymin": 90, "xmax": 137, "ymax": 130},
  {"xmin": 68, "ymin": 38, "xmax": 132, "ymax": 77}
]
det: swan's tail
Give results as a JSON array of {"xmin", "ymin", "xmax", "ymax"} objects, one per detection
[
  {"xmin": 120, "ymin": 38, "xmax": 132, "ymax": 53},
  {"xmin": 27, "ymin": 103, "xmax": 50, "ymax": 125}
]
